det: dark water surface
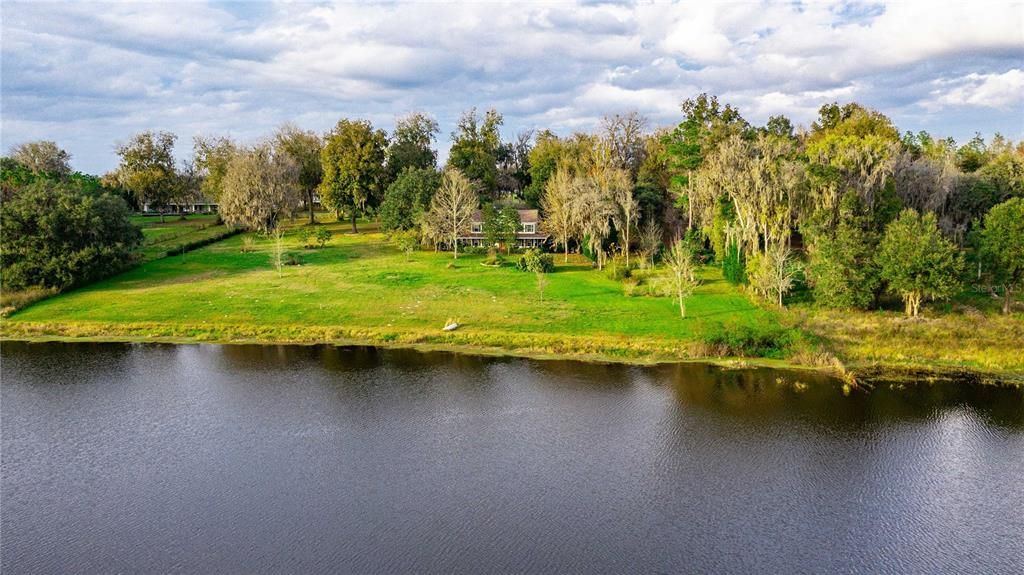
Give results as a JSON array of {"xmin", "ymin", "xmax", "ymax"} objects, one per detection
[{"xmin": 2, "ymin": 341, "xmax": 1022, "ymax": 573}]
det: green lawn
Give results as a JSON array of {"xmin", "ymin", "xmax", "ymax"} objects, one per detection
[
  {"xmin": 4, "ymin": 218, "xmax": 776, "ymax": 361},
  {"xmin": 131, "ymin": 214, "xmax": 230, "ymax": 261}
]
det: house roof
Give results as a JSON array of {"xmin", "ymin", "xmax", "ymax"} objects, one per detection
[{"xmin": 471, "ymin": 208, "xmax": 541, "ymax": 223}]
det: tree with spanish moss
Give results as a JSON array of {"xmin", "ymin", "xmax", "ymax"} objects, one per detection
[
  {"xmin": 219, "ymin": 143, "xmax": 302, "ymax": 234},
  {"xmin": 542, "ymin": 168, "xmax": 584, "ymax": 263}
]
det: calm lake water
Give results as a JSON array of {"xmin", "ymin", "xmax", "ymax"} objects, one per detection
[{"xmin": 2, "ymin": 341, "xmax": 1023, "ymax": 573}]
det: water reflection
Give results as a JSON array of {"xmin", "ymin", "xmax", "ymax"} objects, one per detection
[{"xmin": 2, "ymin": 341, "xmax": 1023, "ymax": 573}]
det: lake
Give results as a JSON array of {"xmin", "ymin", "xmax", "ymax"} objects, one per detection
[{"xmin": 2, "ymin": 341, "xmax": 1022, "ymax": 573}]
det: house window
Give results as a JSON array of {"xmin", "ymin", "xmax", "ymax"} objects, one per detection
[
  {"xmin": 522, "ymin": 223, "xmax": 535, "ymax": 234},
  {"xmin": 471, "ymin": 223, "xmax": 482, "ymax": 233}
]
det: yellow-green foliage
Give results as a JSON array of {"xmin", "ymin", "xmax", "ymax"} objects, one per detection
[{"xmin": 797, "ymin": 308, "xmax": 1024, "ymax": 375}]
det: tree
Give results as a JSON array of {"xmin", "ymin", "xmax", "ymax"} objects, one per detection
[
  {"xmin": 319, "ymin": 118, "xmax": 388, "ymax": 232},
  {"xmin": 542, "ymin": 168, "xmax": 584, "ymax": 262},
  {"xmin": 607, "ymin": 168, "xmax": 639, "ymax": 266},
  {"xmin": 536, "ymin": 271, "xmax": 548, "ymax": 302},
  {"xmin": 979, "ymin": 198, "xmax": 1024, "ymax": 314},
  {"xmin": 693, "ymin": 133, "xmax": 803, "ymax": 260},
  {"xmin": 0, "ymin": 180, "xmax": 142, "ymax": 290},
  {"xmin": 663, "ymin": 93, "xmax": 749, "ymax": 229},
  {"xmin": 876, "ymin": 209, "xmax": 964, "ymax": 317},
  {"xmin": 807, "ymin": 195, "xmax": 880, "ymax": 309},
  {"xmin": 379, "ymin": 167, "xmax": 441, "ymax": 233},
  {"xmin": 638, "ymin": 219, "xmax": 662, "ymax": 267},
  {"xmin": 274, "ymin": 124, "xmax": 323, "ymax": 224},
  {"xmin": 193, "ymin": 135, "xmax": 237, "ymax": 203},
  {"xmin": 448, "ymin": 107, "xmax": 503, "ymax": 195},
  {"xmin": 426, "ymin": 168, "xmax": 478, "ymax": 259},
  {"xmin": 9, "ymin": 141, "xmax": 72, "ymax": 176},
  {"xmin": 499, "ymin": 205, "xmax": 521, "ymax": 254},
  {"xmin": 524, "ymin": 130, "xmax": 564, "ymax": 207},
  {"xmin": 481, "ymin": 203, "xmax": 501, "ymax": 248},
  {"xmin": 482, "ymin": 204, "xmax": 521, "ymax": 254},
  {"xmin": 114, "ymin": 130, "xmax": 178, "ymax": 222},
  {"xmin": 578, "ymin": 177, "xmax": 617, "ymax": 269},
  {"xmin": 270, "ymin": 228, "xmax": 286, "ymax": 277},
  {"xmin": 219, "ymin": 143, "xmax": 301, "ymax": 233},
  {"xmin": 748, "ymin": 242, "xmax": 800, "ymax": 306},
  {"xmin": 663, "ymin": 239, "xmax": 699, "ymax": 318},
  {"xmin": 387, "ymin": 112, "xmax": 439, "ymax": 182},
  {"xmin": 497, "ymin": 130, "xmax": 533, "ymax": 196},
  {"xmin": 805, "ymin": 103, "xmax": 901, "ymax": 227},
  {"xmin": 393, "ymin": 230, "xmax": 418, "ymax": 261},
  {"xmin": 602, "ymin": 111, "xmax": 648, "ymax": 178},
  {"xmin": 315, "ymin": 227, "xmax": 332, "ymax": 248}
]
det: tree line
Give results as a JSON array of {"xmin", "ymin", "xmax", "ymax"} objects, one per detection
[{"xmin": 3, "ymin": 97, "xmax": 1022, "ymax": 316}]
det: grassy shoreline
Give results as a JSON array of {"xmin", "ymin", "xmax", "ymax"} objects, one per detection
[{"xmin": 3, "ymin": 318, "xmax": 1021, "ymax": 386}]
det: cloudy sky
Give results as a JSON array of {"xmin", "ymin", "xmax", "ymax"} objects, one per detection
[{"xmin": 2, "ymin": 0, "xmax": 1023, "ymax": 175}]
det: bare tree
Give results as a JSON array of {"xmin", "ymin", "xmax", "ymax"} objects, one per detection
[
  {"xmin": 270, "ymin": 228, "xmax": 286, "ymax": 277},
  {"xmin": 662, "ymin": 239, "xmax": 700, "ymax": 318},
  {"xmin": 748, "ymin": 242, "xmax": 800, "ymax": 306},
  {"xmin": 638, "ymin": 219, "xmax": 663, "ymax": 268},
  {"xmin": 426, "ymin": 168, "xmax": 478, "ymax": 259},
  {"xmin": 602, "ymin": 111, "xmax": 648, "ymax": 178},
  {"xmin": 541, "ymin": 168, "xmax": 584, "ymax": 263}
]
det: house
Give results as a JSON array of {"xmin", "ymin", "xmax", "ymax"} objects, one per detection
[
  {"xmin": 143, "ymin": 196, "xmax": 218, "ymax": 214},
  {"xmin": 459, "ymin": 208, "xmax": 549, "ymax": 249}
]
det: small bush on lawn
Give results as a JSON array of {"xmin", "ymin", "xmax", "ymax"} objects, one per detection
[
  {"xmin": 315, "ymin": 227, "xmax": 332, "ymax": 247},
  {"xmin": 517, "ymin": 249, "xmax": 554, "ymax": 273}
]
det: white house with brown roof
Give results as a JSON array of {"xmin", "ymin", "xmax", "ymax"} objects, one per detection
[{"xmin": 459, "ymin": 208, "xmax": 549, "ymax": 249}]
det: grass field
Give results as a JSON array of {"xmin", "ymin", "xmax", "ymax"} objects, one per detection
[
  {"xmin": 3, "ymin": 217, "xmax": 784, "ymax": 363},
  {"xmin": 131, "ymin": 214, "xmax": 234, "ymax": 261}
]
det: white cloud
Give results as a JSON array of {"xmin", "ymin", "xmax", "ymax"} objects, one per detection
[
  {"xmin": 1, "ymin": 0, "xmax": 1022, "ymax": 173},
  {"xmin": 927, "ymin": 69, "xmax": 1024, "ymax": 110}
]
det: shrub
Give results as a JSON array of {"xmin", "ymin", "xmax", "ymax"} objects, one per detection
[
  {"xmin": 696, "ymin": 319, "xmax": 797, "ymax": 358},
  {"xmin": 297, "ymin": 227, "xmax": 313, "ymax": 248},
  {"xmin": 240, "ymin": 235, "xmax": 257, "ymax": 253},
  {"xmin": 604, "ymin": 256, "xmax": 635, "ymax": 281},
  {"xmin": 483, "ymin": 247, "xmax": 503, "ymax": 266},
  {"xmin": 516, "ymin": 249, "xmax": 554, "ymax": 273},
  {"xmin": 315, "ymin": 227, "xmax": 332, "ymax": 248}
]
